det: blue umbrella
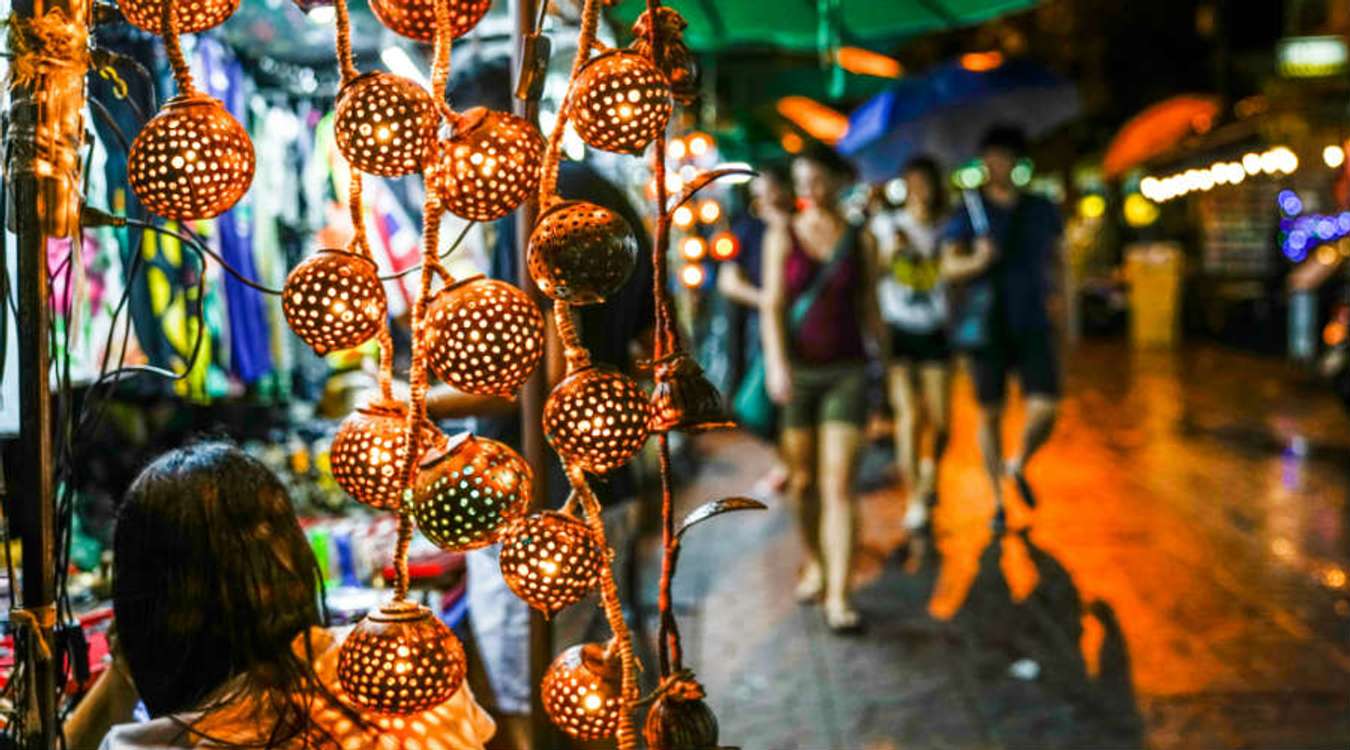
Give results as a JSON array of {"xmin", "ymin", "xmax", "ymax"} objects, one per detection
[{"xmin": 838, "ymin": 58, "xmax": 1080, "ymax": 182}]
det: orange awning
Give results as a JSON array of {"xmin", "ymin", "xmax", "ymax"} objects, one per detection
[{"xmin": 1103, "ymin": 95, "xmax": 1222, "ymax": 179}]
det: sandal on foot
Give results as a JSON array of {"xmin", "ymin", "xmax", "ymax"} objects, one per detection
[{"xmin": 824, "ymin": 602, "xmax": 863, "ymax": 634}]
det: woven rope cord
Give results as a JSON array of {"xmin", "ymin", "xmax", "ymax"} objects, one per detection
[
  {"xmin": 569, "ymin": 466, "xmax": 641, "ymax": 750},
  {"xmin": 159, "ymin": 0, "xmax": 195, "ymax": 94},
  {"xmin": 333, "ymin": 0, "xmax": 359, "ymax": 83}
]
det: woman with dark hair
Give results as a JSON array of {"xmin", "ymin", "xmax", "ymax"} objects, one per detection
[
  {"xmin": 871, "ymin": 156, "xmax": 952, "ymax": 532},
  {"xmin": 761, "ymin": 146, "xmax": 883, "ymax": 632},
  {"xmin": 67, "ymin": 442, "xmax": 493, "ymax": 749}
]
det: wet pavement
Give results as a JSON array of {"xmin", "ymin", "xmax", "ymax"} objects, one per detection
[{"xmin": 637, "ymin": 342, "xmax": 1350, "ymax": 750}]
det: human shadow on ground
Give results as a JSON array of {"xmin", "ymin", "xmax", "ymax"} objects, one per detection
[{"xmin": 949, "ymin": 528, "xmax": 1144, "ymax": 748}]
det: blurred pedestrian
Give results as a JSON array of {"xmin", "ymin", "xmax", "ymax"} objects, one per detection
[
  {"xmin": 762, "ymin": 146, "xmax": 883, "ymax": 632},
  {"xmin": 871, "ymin": 156, "xmax": 952, "ymax": 532},
  {"xmin": 941, "ymin": 125, "xmax": 1062, "ymax": 530},
  {"xmin": 722, "ymin": 162, "xmax": 794, "ymax": 493}
]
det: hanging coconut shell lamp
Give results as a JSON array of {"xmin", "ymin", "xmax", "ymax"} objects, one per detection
[
  {"xmin": 427, "ymin": 107, "xmax": 545, "ymax": 223},
  {"xmin": 570, "ymin": 49, "xmax": 673, "ymax": 154},
  {"xmin": 119, "ymin": 0, "xmax": 240, "ymax": 34},
  {"xmin": 544, "ymin": 365, "xmax": 652, "ymax": 475},
  {"xmin": 643, "ymin": 676, "xmax": 720, "ymax": 750},
  {"xmin": 368, "ymin": 0, "xmax": 490, "ymax": 42},
  {"xmin": 337, "ymin": 600, "xmax": 467, "ymax": 715},
  {"xmin": 542, "ymin": 643, "xmax": 624, "ymax": 741},
  {"xmin": 127, "ymin": 0, "xmax": 253, "ymax": 221},
  {"xmin": 330, "ymin": 400, "xmax": 442, "ymax": 510},
  {"xmin": 527, "ymin": 200, "xmax": 638, "ymax": 305},
  {"xmin": 282, "ymin": 249, "xmax": 387, "ymax": 355},
  {"xmin": 423, "ymin": 276, "xmax": 545, "ymax": 397},
  {"xmin": 412, "ymin": 433, "xmax": 532, "ymax": 551},
  {"xmin": 499, "ymin": 511, "xmax": 604, "ymax": 617},
  {"xmin": 649, "ymin": 352, "xmax": 735, "ymax": 434},
  {"xmin": 333, "ymin": 72, "xmax": 438, "ymax": 177}
]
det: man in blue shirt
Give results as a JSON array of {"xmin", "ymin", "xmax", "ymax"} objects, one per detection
[{"xmin": 941, "ymin": 125, "xmax": 1062, "ymax": 530}]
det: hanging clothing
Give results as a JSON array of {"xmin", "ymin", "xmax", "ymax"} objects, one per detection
[{"xmin": 201, "ymin": 38, "xmax": 273, "ymax": 385}]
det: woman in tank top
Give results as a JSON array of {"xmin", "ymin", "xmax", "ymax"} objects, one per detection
[
  {"xmin": 762, "ymin": 146, "xmax": 883, "ymax": 632},
  {"xmin": 870, "ymin": 156, "xmax": 952, "ymax": 534}
]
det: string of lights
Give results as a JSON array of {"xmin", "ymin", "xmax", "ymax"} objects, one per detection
[{"xmin": 74, "ymin": 0, "xmax": 748, "ymax": 743}]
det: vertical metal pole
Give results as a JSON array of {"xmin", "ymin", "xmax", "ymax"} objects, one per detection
[
  {"xmin": 5, "ymin": 0, "xmax": 89, "ymax": 746},
  {"xmin": 510, "ymin": 0, "xmax": 554, "ymax": 746}
]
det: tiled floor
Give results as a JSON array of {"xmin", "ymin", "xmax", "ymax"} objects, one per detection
[{"xmin": 638, "ymin": 342, "xmax": 1350, "ymax": 749}]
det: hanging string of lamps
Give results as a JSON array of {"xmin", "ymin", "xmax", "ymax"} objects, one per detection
[{"xmin": 121, "ymin": 0, "xmax": 741, "ymax": 742}]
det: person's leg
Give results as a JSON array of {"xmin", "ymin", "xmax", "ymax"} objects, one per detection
[
  {"xmin": 1013, "ymin": 395, "xmax": 1058, "ymax": 471},
  {"xmin": 916, "ymin": 360, "xmax": 952, "ymax": 499},
  {"xmin": 886, "ymin": 362, "xmax": 920, "ymax": 487},
  {"xmin": 817, "ymin": 367, "xmax": 868, "ymax": 629},
  {"xmin": 1007, "ymin": 330, "xmax": 1061, "ymax": 508},
  {"xmin": 819, "ymin": 421, "xmax": 862, "ymax": 627},
  {"xmin": 781, "ymin": 426, "xmax": 822, "ymax": 601},
  {"xmin": 968, "ymin": 352, "xmax": 1009, "ymax": 527}
]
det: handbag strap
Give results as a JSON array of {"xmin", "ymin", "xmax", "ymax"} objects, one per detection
[{"xmin": 788, "ymin": 224, "xmax": 856, "ymax": 331}]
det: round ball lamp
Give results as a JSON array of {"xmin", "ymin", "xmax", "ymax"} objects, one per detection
[
  {"xmin": 543, "ymin": 365, "xmax": 651, "ymax": 475},
  {"xmin": 424, "ymin": 277, "xmax": 545, "ymax": 397},
  {"xmin": 128, "ymin": 94, "xmax": 255, "ymax": 221},
  {"xmin": 427, "ymin": 108, "xmax": 544, "ymax": 222},
  {"xmin": 333, "ymin": 72, "xmax": 438, "ymax": 178},
  {"xmin": 120, "ymin": 0, "xmax": 239, "ymax": 33},
  {"xmin": 570, "ymin": 49, "xmax": 673, "ymax": 155},
  {"xmin": 527, "ymin": 200, "xmax": 638, "ymax": 305},
  {"xmin": 368, "ymin": 0, "xmax": 490, "ymax": 42},
  {"xmin": 337, "ymin": 600, "xmax": 466, "ymax": 716},
  {"xmin": 282, "ymin": 249, "xmax": 387, "ymax": 355},
  {"xmin": 330, "ymin": 400, "xmax": 438, "ymax": 510},
  {"xmin": 541, "ymin": 643, "xmax": 623, "ymax": 741},
  {"xmin": 498, "ymin": 511, "xmax": 604, "ymax": 617},
  {"xmin": 412, "ymin": 433, "xmax": 532, "ymax": 552}
]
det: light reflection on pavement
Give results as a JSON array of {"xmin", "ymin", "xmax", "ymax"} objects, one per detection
[{"xmin": 649, "ymin": 343, "xmax": 1350, "ymax": 749}]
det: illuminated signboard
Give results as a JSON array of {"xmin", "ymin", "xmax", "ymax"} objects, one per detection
[{"xmin": 1277, "ymin": 36, "xmax": 1348, "ymax": 78}]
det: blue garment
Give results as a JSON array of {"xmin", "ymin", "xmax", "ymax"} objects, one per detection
[
  {"xmin": 943, "ymin": 192, "xmax": 1062, "ymax": 336},
  {"xmin": 201, "ymin": 40, "xmax": 272, "ymax": 384},
  {"xmin": 730, "ymin": 213, "xmax": 768, "ymax": 288}
]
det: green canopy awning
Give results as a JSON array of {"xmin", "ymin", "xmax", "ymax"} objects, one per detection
[{"xmin": 609, "ymin": 0, "xmax": 1041, "ymax": 52}]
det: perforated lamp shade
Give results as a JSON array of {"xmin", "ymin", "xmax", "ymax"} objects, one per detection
[
  {"xmin": 334, "ymin": 72, "xmax": 438, "ymax": 177},
  {"xmin": 527, "ymin": 200, "xmax": 638, "ymax": 305},
  {"xmin": 427, "ymin": 108, "xmax": 545, "ymax": 223},
  {"xmin": 544, "ymin": 365, "xmax": 652, "ymax": 475},
  {"xmin": 499, "ymin": 512, "xmax": 604, "ymax": 617},
  {"xmin": 330, "ymin": 400, "xmax": 439, "ymax": 510},
  {"xmin": 424, "ymin": 277, "xmax": 545, "ymax": 397},
  {"xmin": 337, "ymin": 600, "xmax": 466, "ymax": 716},
  {"xmin": 120, "ymin": 0, "xmax": 239, "ymax": 33},
  {"xmin": 282, "ymin": 249, "xmax": 387, "ymax": 355},
  {"xmin": 128, "ymin": 94, "xmax": 255, "ymax": 221},
  {"xmin": 412, "ymin": 433, "xmax": 532, "ymax": 551},
  {"xmin": 541, "ymin": 643, "xmax": 623, "ymax": 741},
  {"xmin": 571, "ymin": 49, "xmax": 673, "ymax": 155},
  {"xmin": 368, "ymin": 0, "xmax": 491, "ymax": 42}
]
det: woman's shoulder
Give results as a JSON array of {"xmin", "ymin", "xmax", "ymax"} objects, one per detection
[{"xmin": 100, "ymin": 719, "xmax": 197, "ymax": 750}]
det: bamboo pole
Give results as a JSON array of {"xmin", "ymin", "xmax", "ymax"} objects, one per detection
[{"xmin": 5, "ymin": 0, "xmax": 91, "ymax": 745}]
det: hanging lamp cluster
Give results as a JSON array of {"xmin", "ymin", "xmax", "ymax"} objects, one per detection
[{"xmin": 126, "ymin": 0, "xmax": 737, "ymax": 740}]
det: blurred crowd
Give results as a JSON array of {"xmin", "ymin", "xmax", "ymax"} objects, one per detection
[{"xmin": 722, "ymin": 125, "xmax": 1064, "ymax": 632}]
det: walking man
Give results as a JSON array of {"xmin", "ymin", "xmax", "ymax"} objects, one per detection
[{"xmin": 940, "ymin": 125, "xmax": 1062, "ymax": 530}]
